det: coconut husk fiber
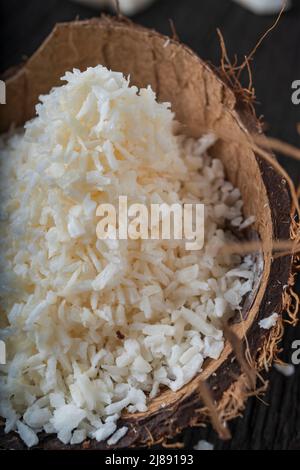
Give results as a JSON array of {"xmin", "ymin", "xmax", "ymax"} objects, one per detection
[{"xmin": 0, "ymin": 16, "xmax": 297, "ymax": 450}]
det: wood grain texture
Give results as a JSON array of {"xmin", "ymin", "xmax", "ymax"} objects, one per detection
[{"xmin": 0, "ymin": 0, "xmax": 299, "ymax": 451}]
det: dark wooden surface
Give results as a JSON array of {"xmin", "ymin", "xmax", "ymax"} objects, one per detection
[{"xmin": 0, "ymin": 0, "xmax": 300, "ymax": 451}]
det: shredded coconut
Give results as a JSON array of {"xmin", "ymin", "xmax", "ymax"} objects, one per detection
[
  {"xmin": 259, "ymin": 313, "xmax": 278, "ymax": 330},
  {"xmin": 16, "ymin": 421, "xmax": 39, "ymax": 448},
  {"xmin": 0, "ymin": 65, "xmax": 255, "ymax": 446},
  {"xmin": 107, "ymin": 426, "xmax": 128, "ymax": 446}
]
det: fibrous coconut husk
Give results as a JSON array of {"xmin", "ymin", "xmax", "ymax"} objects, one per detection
[{"xmin": 0, "ymin": 16, "xmax": 298, "ymax": 450}]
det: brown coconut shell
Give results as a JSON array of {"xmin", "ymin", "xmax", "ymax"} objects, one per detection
[{"xmin": 0, "ymin": 16, "xmax": 296, "ymax": 450}]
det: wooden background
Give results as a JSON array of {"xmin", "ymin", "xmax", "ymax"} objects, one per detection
[{"xmin": 0, "ymin": 0, "xmax": 300, "ymax": 451}]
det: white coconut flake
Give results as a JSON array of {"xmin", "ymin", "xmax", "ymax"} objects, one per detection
[
  {"xmin": 259, "ymin": 313, "xmax": 279, "ymax": 330},
  {"xmin": 17, "ymin": 421, "xmax": 39, "ymax": 448},
  {"xmin": 0, "ymin": 65, "xmax": 255, "ymax": 447},
  {"xmin": 23, "ymin": 406, "xmax": 52, "ymax": 428},
  {"xmin": 107, "ymin": 426, "xmax": 128, "ymax": 446},
  {"xmin": 92, "ymin": 263, "xmax": 119, "ymax": 291},
  {"xmin": 70, "ymin": 429, "xmax": 87, "ymax": 445},
  {"xmin": 239, "ymin": 215, "xmax": 255, "ymax": 231},
  {"xmin": 93, "ymin": 422, "xmax": 117, "ymax": 442},
  {"xmin": 274, "ymin": 363, "xmax": 295, "ymax": 377},
  {"xmin": 194, "ymin": 439, "xmax": 214, "ymax": 450},
  {"xmin": 51, "ymin": 404, "xmax": 86, "ymax": 438}
]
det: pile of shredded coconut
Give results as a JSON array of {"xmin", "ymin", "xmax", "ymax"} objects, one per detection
[{"xmin": 0, "ymin": 65, "xmax": 255, "ymax": 447}]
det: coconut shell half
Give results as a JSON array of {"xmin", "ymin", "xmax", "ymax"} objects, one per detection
[{"xmin": 0, "ymin": 17, "xmax": 295, "ymax": 450}]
